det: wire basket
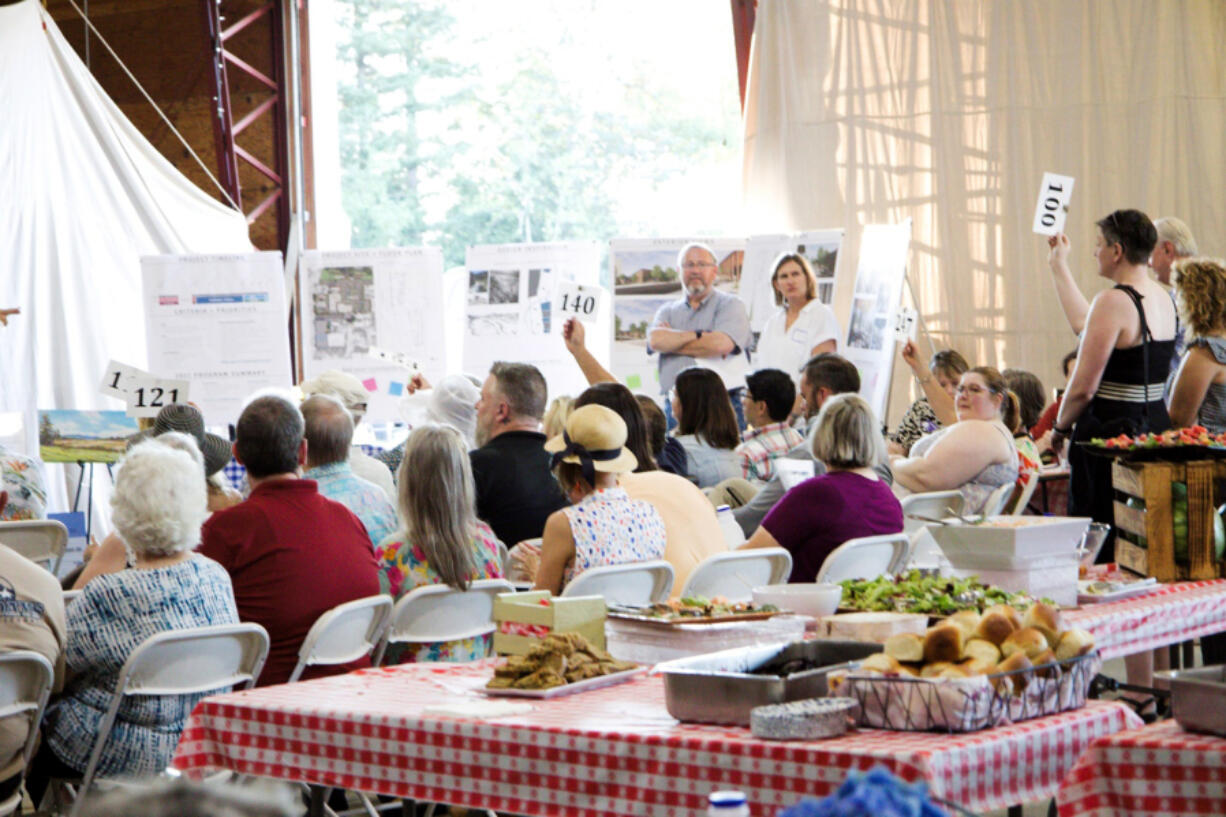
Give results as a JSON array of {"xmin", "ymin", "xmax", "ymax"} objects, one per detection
[{"xmin": 830, "ymin": 651, "xmax": 1102, "ymax": 732}]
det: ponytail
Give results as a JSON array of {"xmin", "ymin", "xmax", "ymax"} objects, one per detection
[{"xmin": 1001, "ymin": 390, "xmax": 1022, "ymax": 434}]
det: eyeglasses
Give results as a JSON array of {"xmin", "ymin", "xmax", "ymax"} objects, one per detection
[
  {"xmin": 681, "ymin": 261, "xmax": 716, "ymax": 271},
  {"xmin": 955, "ymin": 383, "xmax": 997, "ymax": 397}
]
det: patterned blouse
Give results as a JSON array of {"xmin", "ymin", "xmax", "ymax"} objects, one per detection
[
  {"xmin": 0, "ymin": 446, "xmax": 47, "ymax": 521},
  {"xmin": 890, "ymin": 397, "xmax": 942, "ymax": 454},
  {"xmin": 561, "ymin": 487, "xmax": 666, "ymax": 585},
  {"xmin": 46, "ymin": 555, "xmax": 239, "ymax": 777},
  {"xmin": 375, "ymin": 521, "xmax": 504, "ymax": 664}
]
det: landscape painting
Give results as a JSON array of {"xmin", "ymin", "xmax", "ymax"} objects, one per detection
[{"xmin": 39, "ymin": 410, "xmax": 139, "ymax": 463}]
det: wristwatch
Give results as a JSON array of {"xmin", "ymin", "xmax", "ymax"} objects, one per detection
[{"xmin": 695, "ymin": 329, "xmax": 704, "ymax": 340}]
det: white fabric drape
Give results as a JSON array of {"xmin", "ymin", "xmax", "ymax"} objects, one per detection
[
  {"xmin": 0, "ymin": 0, "xmax": 251, "ymax": 520},
  {"xmin": 742, "ymin": 0, "xmax": 1226, "ymax": 425}
]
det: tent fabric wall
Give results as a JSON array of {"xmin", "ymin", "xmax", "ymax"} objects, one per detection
[
  {"xmin": 741, "ymin": 0, "xmax": 1226, "ymax": 426},
  {"xmin": 0, "ymin": 0, "xmax": 252, "ymax": 525}
]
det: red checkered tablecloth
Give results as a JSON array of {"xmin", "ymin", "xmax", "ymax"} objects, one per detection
[
  {"xmin": 173, "ymin": 661, "xmax": 1141, "ymax": 816},
  {"xmin": 1058, "ymin": 719, "xmax": 1226, "ymax": 815},
  {"xmin": 1064, "ymin": 580, "xmax": 1226, "ymax": 659}
]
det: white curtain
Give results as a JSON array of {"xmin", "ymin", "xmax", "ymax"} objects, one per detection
[
  {"xmin": 0, "ymin": 0, "xmax": 251, "ymax": 522},
  {"xmin": 742, "ymin": 0, "xmax": 1226, "ymax": 425}
]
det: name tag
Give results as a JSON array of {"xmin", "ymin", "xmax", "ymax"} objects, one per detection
[{"xmin": 789, "ymin": 327, "xmax": 810, "ymax": 344}]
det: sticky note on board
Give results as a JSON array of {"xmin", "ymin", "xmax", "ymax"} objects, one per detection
[
  {"xmin": 626, "ymin": 374, "xmax": 642, "ymax": 389},
  {"xmin": 124, "ymin": 377, "xmax": 190, "ymax": 418},
  {"xmin": 362, "ymin": 377, "xmax": 378, "ymax": 392},
  {"xmin": 99, "ymin": 360, "xmax": 151, "ymax": 400},
  {"xmin": 388, "ymin": 381, "xmax": 404, "ymax": 396},
  {"xmin": 555, "ymin": 283, "xmax": 603, "ymax": 325},
  {"xmin": 1032, "ymin": 172, "xmax": 1075, "ymax": 236}
]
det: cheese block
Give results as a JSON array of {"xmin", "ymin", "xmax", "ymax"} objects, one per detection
[
  {"xmin": 750, "ymin": 697, "xmax": 860, "ymax": 741},
  {"xmin": 822, "ymin": 612, "xmax": 929, "ymax": 643}
]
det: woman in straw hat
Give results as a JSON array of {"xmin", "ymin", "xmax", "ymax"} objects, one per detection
[{"xmin": 532, "ymin": 405, "xmax": 666, "ymax": 595}]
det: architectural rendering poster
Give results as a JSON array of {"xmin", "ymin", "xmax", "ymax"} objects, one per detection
[
  {"xmin": 740, "ymin": 229, "xmax": 846, "ymax": 333},
  {"xmin": 141, "ymin": 252, "xmax": 293, "ymax": 425},
  {"xmin": 463, "ymin": 241, "xmax": 606, "ymax": 401},
  {"xmin": 299, "ymin": 247, "xmax": 446, "ymax": 423},
  {"xmin": 842, "ymin": 220, "xmax": 913, "ymax": 419},
  {"xmin": 609, "ymin": 237, "xmax": 746, "ymax": 399}
]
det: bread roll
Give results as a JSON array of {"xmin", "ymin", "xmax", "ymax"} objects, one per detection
[
  {"xmin": 975, "ymin": 611, "xmax": 1018, "ymax": 646},
  {"xmin": 984, "ymin": 604, "xmax": 1023, "ymax": 631},
  {"xmin": 993, "ymin": 652, "xmax": 1033, "ymax": 694},
  {"xmin": 1001, "ymin": 627, "xmax": 1049, "ymax": 660},
  {"xmin": 885, "ymin": 633, "xmax": 925, "ymax": 663},
  {"xmin": 923, "ymin": 624, "xmax": 965, "ymax": 664},
  {"xmin": 920, "ymin": 661, "xmax": 956, "ymax": 678},
  {"xmin": 1055, "ymin": 628, "xmax": 1096, "ymax": 661},
  {"xmin": 1023, "ymin": 602, "xmax": 1064, "ymax": 648},
  {"xmin": 947, "ymin": 609, "xmax": 982, "ymax": 639},
  {"xmin": 1031, "ymin": 649, "xmax": 1058, "ymax": 678},
  {"xmin": 898, "ymin": 662, "xmax": 923, "ymax": 677},
  {"xmin": 936, "ymin": 664, "xmax": 971, "ymax": 680},
  {"xmin": 958, "ymin": 656, "xmax": 996, "ymax": 675},
  {"xmin": 859, "ymin": 653, "xmax": 903, "ymax": 674},
  {"xmin": 962, "ymin": 637, "xmax": 1002, "ymax": 665}
]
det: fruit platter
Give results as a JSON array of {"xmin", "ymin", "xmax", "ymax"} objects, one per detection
[{"xmin": 1079, "ymin": 426, "xmax": 1226, "ymax": 461}]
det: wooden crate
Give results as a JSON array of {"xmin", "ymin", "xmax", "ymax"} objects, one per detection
[
  {"xmin": 491, "ymin": 590, "xmax": 607, "ymax": 655},
  {"xmin": 1112, "ymin": 459, "xmax": 1225, "ymax": 581}
]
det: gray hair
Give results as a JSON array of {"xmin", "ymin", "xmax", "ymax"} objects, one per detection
[
  {"xmin": 301, "ymin": 394, "xmax": 354, "ymax": 467},
  {"xmin": 111, "ymin": 440, "xmax": 208, "ymax": 557},
  {"xmin": 154, "ymin": 431, "xmax": 205, "ymax": 471},
  {"xmin": 395, "ymin": 424, "xmax": 480, "ymax": 590},
  {"xmin": 1156, "ymin": 216, "xmax": 1198, "ymax": 257},
  {"xmin": 81, "ymin": 779, "xmax": 296, "ymax": 817},
  {"xmin": 810, "ymin": 393, "xmax": 885, "ymax": 470},
  {"xmin": 490, "ymin": 361, "xmax": 548, "ymax": 421},
  {"xmin": 676, "ymin": 241, "xmax": 717, "ymax": 271}
]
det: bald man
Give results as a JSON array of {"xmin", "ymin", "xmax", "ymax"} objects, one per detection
[{"xmin": 301, "ymin": 394, "xmax": 398, "ymax": 549}]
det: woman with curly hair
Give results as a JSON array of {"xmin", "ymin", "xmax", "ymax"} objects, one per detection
[{"xmin": 1169, "ymin": 257, "xmax": 1226, "ymax": 432}]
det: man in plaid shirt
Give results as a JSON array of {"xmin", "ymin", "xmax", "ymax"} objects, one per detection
[{"xmin": 736, "ymin": 368, "xmax": 804, "ymax": 482}]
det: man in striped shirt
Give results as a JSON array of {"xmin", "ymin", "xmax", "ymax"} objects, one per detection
[{"xmin": 736, "ymin": 368, "xmax": 804, "ymax": 482}]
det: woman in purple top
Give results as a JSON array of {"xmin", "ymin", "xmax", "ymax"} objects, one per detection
[{"xmin": 739, "ymin": 393, "xmax": 903, "ymax": 582}]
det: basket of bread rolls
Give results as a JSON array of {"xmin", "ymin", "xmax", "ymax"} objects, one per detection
[{"xmin": 827, "ymin": 602, "xmax": 1099, "ymax": 732}]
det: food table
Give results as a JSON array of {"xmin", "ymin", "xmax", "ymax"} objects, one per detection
[
  {"xmin": 1057, "ymin": 720, "xmax": 1226, "ymax": 816},
  {"xmin": 173, "ymin": 661, "xmax": 1141, "ymax": 816},
  {"xmin": 1064, "ymin": 579, "xmax": 1226, "ymax": 660}
]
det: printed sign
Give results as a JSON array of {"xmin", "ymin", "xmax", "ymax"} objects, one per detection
[
  {"xmin": 554, "ymin": 283, "xmax": 603, "ymax": 324},
  {"xmin": 1032, "ymin": 172, "xmax": 1075, "ymax": 236},
  {"xmin": 124, "ymin": 376, "xmax": 190, "ymax": 418},
  {"xmin": 99, "ymin": 360, "xmax": 151, "ymax": 401}
]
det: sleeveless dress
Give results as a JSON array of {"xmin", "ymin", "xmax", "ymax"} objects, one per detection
[
  {"xmin": 908, "ymin": 423, "xmax": 1019, "ymax": 513},
  {"xmin": 1069, "ymin": 285, "xmax": 1174, "ymax": 559},
  {"xmin": 560, "ymin": 487, "xmax": 666, "ymax": 585},
  {"xmin": 1189, "ymin": 337, "xmax": 1226, "ymax": 433}
]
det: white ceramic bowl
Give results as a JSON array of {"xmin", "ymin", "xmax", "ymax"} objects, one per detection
[{"xmin": 751, "ymin": 583, "xmax": 843, "ymax": 618}]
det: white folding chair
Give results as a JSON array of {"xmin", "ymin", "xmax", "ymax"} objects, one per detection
[
  {"xmin": 60, "ymin": 623, "xmax": 269, "ymax": 817},
  {"xmin": 815, "ymin": 533, "xmax": 910, "ymax": 583},
  {"xmin": 287, "ymin": 595, "xmax": 393, "ymax": 683},
  {"xmin": 561, "ymin": 560, "xmax": 674, "ymax": 606},
  {"xmin": 496, "ymin": 540, "xmax": 512, "ymax": 577},
  {"xmin": 373, "ymin": 579, "xmax": 514, "ymax": 666},
  {"xmin": 0, "ymin": 651, "xmax": 55, "ymax": 817},
  {"xmin": 63, "ymin": 589, "xmax": 82, "ymax": 605},
  {"xmin": 1005, "ymin": 473, "xmax": 1040, "ymax": 516},
  {"xmin": 0, "ymin": 520, "xmax": 68, "ymax": 574},
  {"xmin": 982, "ymin": 482, "xmax": 1014, "ymax": 517},
  {"xmin": 679, "ymin": 548, "xmax": 793, "ymax": 602}
]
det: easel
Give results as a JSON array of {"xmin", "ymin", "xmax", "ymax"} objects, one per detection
[
  {"xmin": 70, "ymin": 460, "xmax": 113, "ymax": 542},
  {"xmin": 881, "ymin": 267, "xmax": 939, "ymax": 426}
]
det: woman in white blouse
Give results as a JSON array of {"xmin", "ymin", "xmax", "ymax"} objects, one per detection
[{"xmin": 756, "ymin": 253, "xmax": 841, "ymax": 380}]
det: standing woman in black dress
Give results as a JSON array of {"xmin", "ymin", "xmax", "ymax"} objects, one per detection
[{"xmin": 1047, "ymin": 210, "xmax": 1177, "ymax": 559}]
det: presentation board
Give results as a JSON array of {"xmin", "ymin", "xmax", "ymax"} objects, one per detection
[
  {"xmin": 142, "ymin": 252, "xmax": 293, "ymax": 425},
  {"xmin": 609, "ymin": 237, "xmax": 746, "ymax": 397},
  {"xmin": 740, "ymin": 230, "xmax": 845, "ymax": 333},
  {"xmin": 463, "ymin": 241, "xmax": 607, "ymax": 402},
  {"xmin": 298, "ymin": 247, "xmax": 446, "ymax": 423},
  {"xmin": 842, "ymin": 221, "xmax": 913, "ymax": 419}
]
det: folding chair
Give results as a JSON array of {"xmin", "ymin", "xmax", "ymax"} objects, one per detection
[
  {"xmin": 0, "ymin": 520, "xmax": 68, "ymax": 574},
  {"xmin": 815, "ymin": 533, "xmax": 910, "ymax": 583},
  {"xmin": 561, "ymin": 560, "xmax": 674, "ymax": 606},
  {"xmin": 373, "ymin": 579, "xmax": 514, "ymax": 666},
  {"xmin": 288, "ymin": 595, "xmax": 393, "ymax": 683},
  {"xmin": 679, "ymin": 548, "xmax": 792, "ymax": 602},
  {"xmin": 0, "ymin": 651, "xmax": 55, "ymax": 817}
]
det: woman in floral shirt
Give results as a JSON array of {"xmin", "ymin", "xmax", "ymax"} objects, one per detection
[
  {"xmin": 375, "ymin": 424, "xmax": 504, "ymax": 663},
  {"xmin": 0, "ymin": 444, "xmax": 46, "ymax": 520}
]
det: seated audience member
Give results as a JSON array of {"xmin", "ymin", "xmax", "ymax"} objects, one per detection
[
  {"xmin": 0, "ymin": 442, "xmax": 47, "ymax": 521},
  {"xmin": 890, "ymin": 344, "xmax": 968, "ymax": 454},
  {"xmin": 543, "ymin": 396, "xmax": 573, "ymax": 438},
  {"xmin": 199, "ymin": 396, "xmax": 379, "ymax": 687},
  {"xmin": 1032, "ymin": 350, "xmax": 1078, "ymax": 452},
  {"xmin": 890, "ymin": 367, "xmax": 1020, "ymax": 514},
  {"xmin": 0, "ymin": 492, "xmax": 65, "ymax": 804},
  {"xmin": 78, "ymin": 778, "xmax": 297, "ymax": 817},
  {"xmin": 27, "ymin": 441, "xmax": 238, "ymax": 799},
  {"xmin": 740, "ymin": 394, "xmax": 903, "ymax": 582},
  {"xmin": 736, "ymin": 368, "xmax": 804, "ymax": 482},
  {"xmin": 376, "ymin": 424, "xmax": 504, "ymax": 663},
  {"xmin": 1002, "ymin": 368, "xmax": 1045, "ymax": 472},
  {"xmin": 671, "ymin": 367, "xmax": 743, "ymax": 487},
  {"xmin": 532, "ymin": 406, "xmax": 666, "ymax": 594},
  {"xmin": 300, "ymin": 370, "xmax": 395, "ymax": 499},
  {"xmin": 636, "ymin": 394, "xmax": 688, "ymax": 477},
  {"xmin": 378, "ymin": 373, "xmax": 482, "ymax": 476},
  {"xmin": 471, "ymin": 362, "xmax": 568, "ymax": 546},
  {"xmin": 301, "ymin": 394, "xmax": 398, "ymax": 549},
  {"xmin": 733, "ymin": 354, "xmax": 891, "ymax": 536},
  {"xmin": 1170, "ymin": 257, "xmax": 1226, "ymax": 432}
]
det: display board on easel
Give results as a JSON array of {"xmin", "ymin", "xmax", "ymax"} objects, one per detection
[
  {"xmin": 842, "ymin": 221, "xmax": 913, "ymax": 419},
  {"xmin": 297, "ymin": 248, "xmax": 446, "ymax": 423}
]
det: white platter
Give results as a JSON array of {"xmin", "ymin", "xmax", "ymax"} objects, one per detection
[
  {"xmin": 1076, "ymin": 577, "xmax": 1159, "ymax": 604},
  {"xmin": 480, "ymin": 666, "xmax": 646, "ymax": 698}
]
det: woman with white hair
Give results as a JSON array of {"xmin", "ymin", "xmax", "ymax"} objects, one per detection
[
  {"xmin": 376, "ymin": 373, "xmax": 482, "ymax": 476},
  {"xmin": 25, "ymin": 440, "xmax": 239, "ymax": 799},
  {"xmin": 299, "ymin": 369, "xmax": 395, "ymax": 498}
]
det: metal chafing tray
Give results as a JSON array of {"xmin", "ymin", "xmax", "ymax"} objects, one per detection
[
  {"xmin": 1157, "ymin": 664, "xmax": 1226, "ymax": 737},
  {"xmin": 654, "ymin": 640, "xmax": 882, "ymax": 726}
]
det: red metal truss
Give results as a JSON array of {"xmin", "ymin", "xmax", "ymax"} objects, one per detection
[{"xmin": 731, "ymin": 0, "xmax": 757, "ymax": 111}]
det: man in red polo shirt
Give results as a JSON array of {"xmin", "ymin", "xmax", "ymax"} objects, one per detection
[{"xmin": 200, "ymin": 395, "xmax": 379, "ymax": 686}]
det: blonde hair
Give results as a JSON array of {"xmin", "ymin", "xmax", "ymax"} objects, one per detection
[
  {"xmin": 542, "ymin": 395, "xmax": 573, "ymax": 439},
  {"xmin": 394, "ymin": 424, "xmax": 480, "ymax": 590},
  {"xmin": 770, "ymin": 253, "xmax": 818, "ymax": 307},
  {"xmin": 1174, "ymin": 257, "xmax": 1226, "ymax": 337},
  {"xmin": 810, "ymin": 393, "xmax": 885, "ymax": 469},
  {"xmin": 1156, "ymin": 217, "xmax": 1199, "ymax": 257}
]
